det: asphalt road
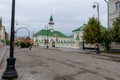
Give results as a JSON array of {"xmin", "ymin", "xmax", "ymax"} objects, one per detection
[{"xmin": 0, "ymin": 47, "xmax": 120, "ymax": 80}]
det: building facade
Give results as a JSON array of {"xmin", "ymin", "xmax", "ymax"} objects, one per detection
[
  {"xmin": 109, "ymin": 0, "xmax": 120, "ymax": 28},
  {"xmin": 33, "ymin": 15, "xmax": 76, "ymax": 48},
  {"xmin": 0, "ymin": 16, "xmax": 6, "ymax": 46},
  {"xmin": 72, "ymin": 25, "xmax": 84, "ymax": 49}
]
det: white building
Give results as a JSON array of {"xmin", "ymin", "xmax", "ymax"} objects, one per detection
[
  {"xmin": 0, "ymin": 17, "xmax": 6, "ymax": 46},
  {"xmin": 33, "ymin": 14, "xmax": 108, "ymax": 49},
  {"xmin": 33, "ymin": 15, "xmax": 75, "ymax": 48},
  {"xmin": 109, "ymin": 0, "xmax": 120, "ymax": 28},
  {"xmin": 72, "ymin": 25, "xmax": 84, "ymax": 49}
]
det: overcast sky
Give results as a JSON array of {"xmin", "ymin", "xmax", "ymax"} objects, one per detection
[{"xmin": 0, "ymin": 0, "xmax": 108, "ymax": 37}]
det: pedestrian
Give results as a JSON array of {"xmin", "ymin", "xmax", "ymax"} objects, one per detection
[
  {"xmin": 29, "ymin": 42, "xmax": 33, "ymax": 50},
  {"xmin": 95, "ymin": 44, "xmax": 100, "ymax": 54}
]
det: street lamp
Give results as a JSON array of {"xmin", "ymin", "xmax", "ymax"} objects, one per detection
[
  {"xmin": 93, "ymin": 1, "xmax": 100, "ymax": 22},
  {"xmin": 104, "ymin": 0, "xmax": 109, "ymax": 28},
  {"xmin": 2, "ymin": 0, "xmax": 18, "ymax": 79},
  {"xmin": 92, "ymin": 1, "xmax": 100, "ymax": 50},
  {"xmin": 45, "ymin": 25, "xmax": 49, "ymax": 49}
]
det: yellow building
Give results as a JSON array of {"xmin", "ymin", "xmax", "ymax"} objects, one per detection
[{"xmin": 0, "ymin": 16, "xmax": 6, "ymax": 46}]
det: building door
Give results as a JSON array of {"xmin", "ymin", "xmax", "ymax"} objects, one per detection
[{"xmin": 52, "ymin": 41, "xmax": 55, "ymax": 47}]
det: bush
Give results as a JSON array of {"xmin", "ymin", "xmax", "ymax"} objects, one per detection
[{"xmin": 20, "ymin": 41, "xmax": 30, "ymax": 48}]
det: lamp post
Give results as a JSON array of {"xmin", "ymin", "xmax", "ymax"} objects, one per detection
[
  {"xmin": 93, "ymin": 1, "xmax": 100, "ymax": 22},
  {"xmin": 92, "ymin": 1, "xmax": 100, "ymax": 50},
  {"xmin": 104, "ymin": 0, "xmax": 110, "ymax": 52},
  {"xmin": 104, "ymin": 0, "xmax": 109, "ymax": 29},
  {"xmin": 2, "ymin": 0, "xmax": 18, "ymax": 80}
]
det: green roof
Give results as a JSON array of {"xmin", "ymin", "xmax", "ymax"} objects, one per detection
[
  {"xmin": 49, "ymin": 15, "xmax": 53, "ymax": 21},
  {"xmin": 72, "ymin": 24, "xmax": 87, "ymax": 32},
  {"xmin": 34, "ymin": 29, "xmax": 67, "ymax": 37},
  {"xmin": 72, "ymin": 27, "xmax": 83, "ymax": 32},
  {"xmin": 72, "ymin": 24, "xmax": 107, "ymax": 32},
  {"xmin": 100, "ymin": 26, "xmax": 107, "ymax": 31}
]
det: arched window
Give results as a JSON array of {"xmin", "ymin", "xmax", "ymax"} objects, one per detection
[{"xmin": 116, "ymin": 2, "xmax": 120, "ymax": 10}]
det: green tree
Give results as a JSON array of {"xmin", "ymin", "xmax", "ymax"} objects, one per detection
[
  {"xmin": 83, "ymin": 17, "xmax": 101, "ymax": 44},
  {"xmin": 5, "ymin": 32, "xmax": 10, "ymax": 45},
  {"xmin": 112, "ymin": 13, "xmax": 120, "ymax": 43},
  {"xmin": 101, "ymin": 29, "xmax": 113, "ymax": 51}
]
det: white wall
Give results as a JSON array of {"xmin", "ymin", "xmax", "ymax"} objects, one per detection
[{"xmin": 109, "ymin": 0, "xmax": 120, "ymax": 28}]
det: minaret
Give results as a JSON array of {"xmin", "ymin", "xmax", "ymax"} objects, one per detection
[{"xmin": 48, "ymin": 15, "xmax": 54, "ymax": 32}]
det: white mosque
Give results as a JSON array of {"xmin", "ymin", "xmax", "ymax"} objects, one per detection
[{"xmin": 33, "ymin": 15, "xmax": 83, "ymax": 48}]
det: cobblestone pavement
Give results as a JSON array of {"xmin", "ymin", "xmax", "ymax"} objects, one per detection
[{"xmin": 0, "ymin": 47, "xmax": 120, "ymax": 80}]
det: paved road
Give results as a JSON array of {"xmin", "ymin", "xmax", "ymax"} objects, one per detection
[
  {"xmin": 0, "ymin": 47, "xmax": 120, "ymax": 80},
  {"xmin": 0, "ymin": 46, "xmax": 8, "ymax": 69}
]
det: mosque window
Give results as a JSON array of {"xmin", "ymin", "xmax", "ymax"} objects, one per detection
[
  {"xmin": 36, "ymin": 40, "xmax": 38, "ymax": 42},
  {"xmin": 116, "ymin": 2, "xmax": 120, "ymax": 10}
]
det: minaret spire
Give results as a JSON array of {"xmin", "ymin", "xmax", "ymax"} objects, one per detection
[
  {"xmin": 49, "ymin": 15, "xmax": 53, "ymax": 22},
  {"xmin": 48, "ymin": 14, "xmax": 54, "ymax": 32}
]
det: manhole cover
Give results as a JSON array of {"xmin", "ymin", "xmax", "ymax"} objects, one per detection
[{"xmin": 53, "ymin": 76, "xmax": 74, "ymax": 80}]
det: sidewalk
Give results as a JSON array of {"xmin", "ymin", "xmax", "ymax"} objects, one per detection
[
  {"xmin": 0, "ymin": 46, "xmax": 8, "ymax": 66},
  {"xmin": 37, "ymin": 46, "xmax": 120, "ymax": 55},
  {"xmin": 47, "ymin": 47, "xmax": 120, "ymax": 57}
]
